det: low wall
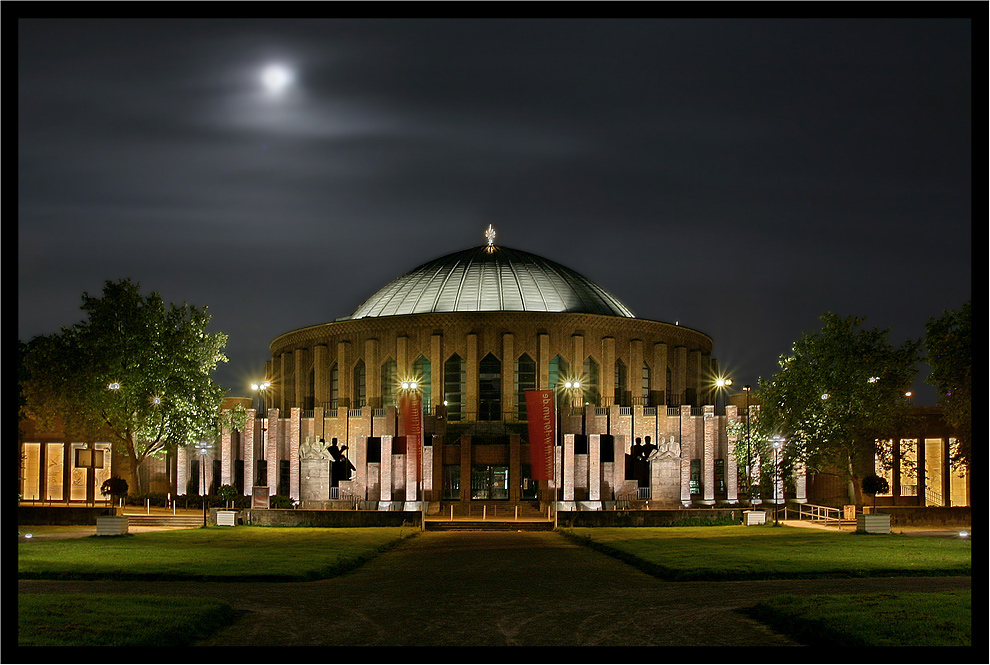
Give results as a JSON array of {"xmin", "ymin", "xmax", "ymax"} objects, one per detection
[
  {"xmin": 236, "ymin": 509, "xmax": 423, "ymax": 528},
  {"xmin": 556, "ymin": 509, "xmax": 743, "ymax": 528},
  {"xmin": 18, "ymin": 506, "xmax": 114, "ymax": 525},
  {"xmin": 875, "ymin": 506, "xmax": 971, "ymax": 527}
]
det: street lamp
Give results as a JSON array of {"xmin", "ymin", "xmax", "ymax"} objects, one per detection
[
  {"xmin": 251, "ymin": 380, "xmax": 271, "ymax": 416},
  {"xmin": 769, "ymin": 435, "xmax": 785, "ymax": 526},
  {"xmin": 194, "ymin": 440, "xmax": 213, "ymax": 527}
]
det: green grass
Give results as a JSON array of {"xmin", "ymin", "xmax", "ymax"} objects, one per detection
[
  {"xmin": 18, "ymin": 526, "xmax": 415, "ymax": 581},
  {"xmin": 18, "ymin": 593, "xmax": 241, "ymax": 646},
  {"xmin": 744, "ymin": 589, "xmax": 971, "ymax": 646},
  {"xmin": 560, "ymin": 524, "xmax": 971, "ymax": 580}
]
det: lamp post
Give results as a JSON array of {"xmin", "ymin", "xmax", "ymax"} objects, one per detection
[
  {"xmin": 194, "ymin": 440, "xmax": 213, "ymax": 527},
  {"xmin": 769, "ymin": 435, "xmax": 785, "ymax": 526}
]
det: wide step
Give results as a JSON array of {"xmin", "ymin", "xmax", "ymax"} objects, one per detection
[
  {"xmin": 121, "ymin": 515, "xmax": 205, "ymax": 528},
  {"xmin": 425, "ymin": 520, "xmax": 554, "ymax": 532}
]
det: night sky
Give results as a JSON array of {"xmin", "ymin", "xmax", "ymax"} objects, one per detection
[{"xmin": 18, "ymin": 19, "xmax": 972, "ymax": 404}]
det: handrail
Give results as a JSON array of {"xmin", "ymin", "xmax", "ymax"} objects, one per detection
[{"xmin": 787, "ymin": 502, "xmax": 847, "ymax": 526}]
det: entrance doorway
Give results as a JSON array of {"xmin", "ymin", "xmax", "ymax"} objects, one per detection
[{"xmin": 471, "ymin": 465, "xmax": 509, "ymax": 500}]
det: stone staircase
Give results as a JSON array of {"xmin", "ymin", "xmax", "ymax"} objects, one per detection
[
  {"xmin": 119, "ymin": 514, "xmax": 206, "ymax": 528},
  {"xmin": 425, "ymin": 519, "xmax": 554, "ymax": 532}
]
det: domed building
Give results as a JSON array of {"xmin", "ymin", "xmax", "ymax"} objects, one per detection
[{"xmin": 184, "ymin": 227, "xmax": 806, "ymax": 512}]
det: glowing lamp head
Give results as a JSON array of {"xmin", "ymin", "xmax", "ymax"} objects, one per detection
[{"xmin": 260, "ymin": 64, "xmax": 293, "ymax": 94}]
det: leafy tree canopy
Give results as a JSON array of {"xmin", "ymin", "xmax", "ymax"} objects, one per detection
[
  {"xmin": 755, "ymin": 312, "xmax": 921, "ymax": 503},
  {"xmin": 20, "ymin": 278, "xmax": 246, "ymax": 494},
  {"xmin": 925, "ymin": 301, "xmax": 971, "ymax": 467}
]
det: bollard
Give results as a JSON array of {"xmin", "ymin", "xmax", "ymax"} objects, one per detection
[
  {"xmin": 515, "ymin": 505, "xmax": 519, "ymax": 520},
  {"xmin": 450, "ymin": 505, "xmax": 454, "ymax": 521},
  {"xmin": 146, "ymin": 498, "xmax": 150, "ymax": 514},
  {"xmin": 483, "ymin": 505, "xmax": 487, "ymax": 520}
]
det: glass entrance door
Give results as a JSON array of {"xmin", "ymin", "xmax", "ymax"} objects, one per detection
[{"xmin": 471, "ymin": 465, "xmax": 509, "ymax": 500}]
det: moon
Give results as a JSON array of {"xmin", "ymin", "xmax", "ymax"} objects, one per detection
[{"xmin": 260, "ymin": 64, "xmax": 293, "ymax": 94}]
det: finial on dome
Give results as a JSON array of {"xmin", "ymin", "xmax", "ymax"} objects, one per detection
[{"xmin": 485, "ymin": 224, "xmax": 496, "ymax": 247}]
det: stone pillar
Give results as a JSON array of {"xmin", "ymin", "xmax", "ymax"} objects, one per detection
[
  {"xmin": 589, "ymin": 434, "xmax": 601, "ymax": 501},
  {"xmin": 423, "ymin": 442, "xmax": 434, "ymax": 501},
  {"xmin": 314, "ymin": 345, "xmax": 328, "ymax": 405},
  {"xmin": 672, "ymin": 346, "xmax": 687, "ymax": 405},
  {"xmin": 289, "ymin": 408, "xmax": 301, "ymax": 501},
  {"xmin": 380, "ymin": 435, "xmax": 393, "ymax": 502},
  {"xmin": 220, "ymin": 424, "xmax": 232, "ymax": 487},
  {"xmin": 266, "ymin": 408, "xmax": 279, "ymax": 495},
  {"xmin": 502, "ymin": 332, "xmax": 514, "ymax": 420},
  {"xmin": 679, "ymin": 405, "xmax": 692, "ymax": 506},
  {"xmin": 352, "ymin": 417, "xmax": 367, "ymax": 501},
  {"xmin": 364, "ymin": 339, "xmax": 379, "ymax": 407},
  {"xmin": 465, "ymin": 333, "xmax": 478, "ymax": 419},
  {"xmin": 563, "ymin": 434, "xmax": 576, "ymax": 501},
  {"xmin": 601, "ymin": 337, "xmax": 615, "ymax": 406},
  {"xmin": 750, "ymin": 453, "xmax": 762, "ymax": 505},
  {"xmin": 653, "ymin": 342, "xmax": 668, "ymax": 405},
  {"xmin": 430, "ymin": 333, "xmax": 443, "ymax": 413},
  {"xmin": 177, "ymin": 445, "xmax": 188, "ymax": 496},
  {"xmin": 509, "ymin": 434, "xmax": 521, "ymax": 502},
  {"xmin": 892, "ymin": 438, "xmax": 902, "ymax": 500},
  {"xmin": 793, "ymin": 461, "xmax": 807, "ymax": 503},
  {"xmin": 725, "ymin": 406, "xmax": 738, "ymax": 503},
  {"xmin": 537, "ymin": 333, "xmax": 550, "ymax": 389},
  {"xmin": 243, "ymin": 410, "xmax": 256, "ymax": 494},
  {"xmin": 702, "ymin": 406, "xmax": 716, "ymax": 505},
  {"xmin": 460, "ymin": 434, "xmax": 471, "ymax": 502}
]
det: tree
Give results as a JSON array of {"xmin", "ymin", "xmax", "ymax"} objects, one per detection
[
  {"xmin": 861, "ymin": 474, "xmax": 889, "ymax": 512},
  {"xmin": 755, "ymin": 312, "xmax": 921, "ymax": 505},
  {"xmin": 20, "ymin": 279, "xmax": 246, "ymax": 495},
  {"xmin": 924, "ymin": 301, "xmax": 971, "ymax": 468}
]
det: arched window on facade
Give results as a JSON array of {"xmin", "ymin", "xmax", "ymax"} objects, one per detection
[
  {"xmin": 614, "ymin": 359, "xmax": 628, "ymax": 406},
  {"xmin": 583, "ymin": 356, "xmax": 600, "ymax": 406},
  {"xmin": 444, "ymin": 354, "xmax": 465, "ymax": 421},
  {"xmin": 479, "ymin": 353, "xmax": 502, "ymax": 421},
  {"xmin": 642, "ymin": 362, "xmax": 651, "ymax": 406},
  {"xmin": 381, "ymin": 358, "xmax": 397, "ymax": 407},
  {"xmin": 413, "ymin": 355, "xmax": 431, "ymax": 413},
  {"xmin": 549, "ymin": 355, "xmax": 568, "ymax": 391},
  {"xmin": 353, "ymin": 360, "xmax": 366, "ymax": 408},
  {"xmin": 515, "ymin": 353, "xmax": 537, "ymax": 420}
]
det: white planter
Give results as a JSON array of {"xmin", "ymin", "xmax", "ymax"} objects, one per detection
[
  {"xmin": 216, "ymin": 510, "xmax": 237, "ymax": 527},
  {"xmin": 96, "ymin": 516, "xmax": 129, "ymax": 536},
  {"xmin": 856, "ymin": 513, "xmax": 891, "ymax": 534},
  {"xmin": 743, "ymin": 510, "xmax": 767, "ymax": 525}
]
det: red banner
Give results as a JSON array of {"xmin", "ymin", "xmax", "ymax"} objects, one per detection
[
  {"xmin": 526, "ymin": 389, "xmax": 556, "ymax": 481},
  {"xmin": 399, "ymin": 391, "xmax": 423, "ymax": 481}
]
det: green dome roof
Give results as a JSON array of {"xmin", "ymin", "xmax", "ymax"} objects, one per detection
[{"xmin": 348, "ymin": 244, "xmax": 635, "ymax": 319}]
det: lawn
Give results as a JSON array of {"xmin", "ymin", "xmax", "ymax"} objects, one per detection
[
  {"xmin": 560, "ymin": 524, "xmax": 971, "ymax": 580},
  {"xmin": 18, "ymin": 526, "xmax": 416, "ymax": 581},
  {"xmin": 18, "ymin": 593, "xmax": 242, "ymax": 647},
  {"xmin": 744, "ymin": 589, "xmax": 971, "ymax": 647}
]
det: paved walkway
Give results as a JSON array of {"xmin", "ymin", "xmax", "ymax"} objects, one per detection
[{"xmin": 18, "ymin": 530, "xmax": 971, "ymax": 647}]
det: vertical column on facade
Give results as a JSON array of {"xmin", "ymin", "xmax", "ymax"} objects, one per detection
[
  {"xmin": 220, "ymin": 424, "xmax": 232, "ymax": 487},
  {"xmin": 465, "ymin": 333, "xmax": 478, "ymax": 419},
  {"xmin": 380, "ymin": 435, "xmax": 392, "ymax": 502},
  {"xmin": 430, "ymin": 333, "xmax": 443, "ymax": 414},
  {"xmin": 686, "ymin": 350, "xmax": 702, "ymax": 405},
  {"xmin": 679, "ymin": 405, "xmax": 691, "ymax": 506},
  {"xmin": 630, "ymin": 339, "xmax": 644, "ymax": 404},
  {"xmin": 280, "ymin": 352, "xmax": 293, "ymax": 412},
  {"xmin": 725, "ymin": 405, "xmax": 738, "ymax": 503},
  {"xmin": 702, "ymin": 405, "xmax": 716, "ymax": 505},
  {"xmin": 364, "ymin": 338, "xmax": 379, "ymax": 408},
  {"xmin": 502, "ymin": 332, "xmax": 514, "ymax": 420},
  {"xmin": 266, "ymin": 408, "xmax": 279, "ymax": 495},
  {"xmin": 653, "ymin": 342, "xmax": 668, "ymax": 406},
  {"xmin": 750, "ymin": 453, "xmax": 762, "ymax": 505},
  {"xmin": 294, "ymin": 348, "xmax": 308, "ymax": 410},
  {"xmin": 537, "ymin": 333, "xmax": 550, "ymax": 390},
  {"xmin": 289, "ymin": 408, "xmax": 300, "ymax": 502},
  {"xmin": 589, "ymin": 434, "xmax": 601, "ymax": 502},
  {"xmin": 601, "ymin": 336, "xmax": 615, "ymax": 406},
  {"xmin": 672, "ymin": 346, "xmax": 687, "ymax": 405},
  {"xmin": 337, "ymin": 341, "xmax": 351, "ymax": 409},
  {"xmin": 177, "ymin": 445, "xmax": 188, "ymax": 496},
  {"xmin": 243, "ymin": 410, "xmax": 256, "ymax": 493},
  {"xmin": 314, "ymin": 345, "xmax": 328, "ymax": 406}
]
